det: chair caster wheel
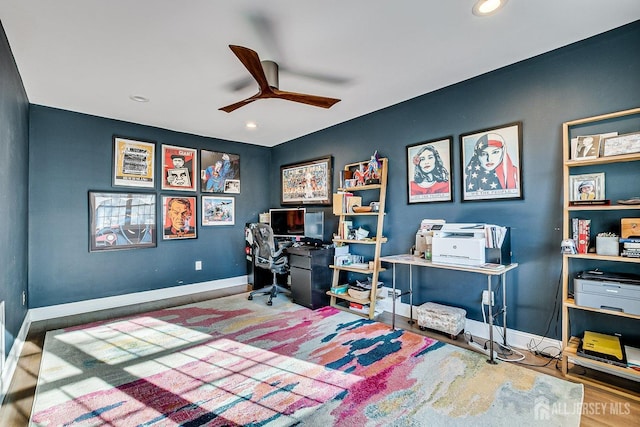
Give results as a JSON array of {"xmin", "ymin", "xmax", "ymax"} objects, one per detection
[
  {"xmin": 419, "ymin": 326, "xmax": 426, "ymax": 331},
  {"xmin": 267, "ymin": 300, "xmax": 273, "ymax": 306},
  {"xmin": 248, "ymin": 295, "xmax": 253, "ymax": 300}
]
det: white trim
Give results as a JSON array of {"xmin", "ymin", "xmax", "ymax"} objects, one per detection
[
  {"xmin": 1, "ymin": 309, "xmax": 31, "ymax": 405},
  {"xmin": 383, "ymin": 300, "xmax": 561, "ymax": 357},
  {"xmin": 29, "ymin": 275, "xmax": 247, "ymax": 322}
]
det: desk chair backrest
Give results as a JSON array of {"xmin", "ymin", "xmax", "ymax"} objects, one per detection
[{"xmin": 251, "ymin": 223, "xmax": 288, "ymax": 274}]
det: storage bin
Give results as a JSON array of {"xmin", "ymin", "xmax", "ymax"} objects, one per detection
[{"xmin": 416, "ymin": 302, "xmax": 466, "ymax": 339}]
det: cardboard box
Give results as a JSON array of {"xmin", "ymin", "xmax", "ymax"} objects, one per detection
[{"xmin": 621, "ymin": 218, "xmax": 640, "ymax": 238}]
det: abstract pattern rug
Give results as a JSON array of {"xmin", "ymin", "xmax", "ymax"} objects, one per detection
[{"xmin": 30, "ymin": 293, "xmax": 582, "ymax": 426}]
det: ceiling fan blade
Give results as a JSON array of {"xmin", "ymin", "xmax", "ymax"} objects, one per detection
[
  {"xmin": 272, "ymin": 88, "xmax": 341, "ymax": 109},
  {"xmin": 228, "ymin": 45, "xmax": 270, "ymax": 92},
  {"xmin": 278, "ymin": 65, "xmax": 351, "ymax": 86},
  {"xmin": 218, "ymin": 94, "xmax": 260, "ymax": 113}
]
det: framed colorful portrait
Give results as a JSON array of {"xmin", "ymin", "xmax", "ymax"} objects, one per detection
[
  {"xmin": 460, "ymin": 122, "xmax": 523, "ymax": 202},
  {"xmin": 280, "ymin": 156, "xmax": 333, "ymax": 206},
  {"xmin": 162, "ymin": 195, "xmax": 197, "ymax": 240},
  {"xmin": 161, "ymin": 144, "xmax": 197, "ymax": 191},
  {"xmin": 406, "ymin": 137, "xmax": 453, "ymax": 204},
  {"xmin": 112, "ymin": 136, "xmax": 156, "ymax": 188},
  {"xmin": 89, "ymin": 191, "xmax": 156, "ymax": 252},
  {"xmin": 200, "ymin": 150, "xmax": 240, "ymax": 193},
  {"xmin": 202, "ymin": 196, "xmax": 235, "ymax": 226},
  {"xmin": 569, "ymin": 173, "xmax": 605, "ymax": 202}
]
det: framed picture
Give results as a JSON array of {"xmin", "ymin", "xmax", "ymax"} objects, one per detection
[
  {"xmin": 569, "ymin": 173, "xmax": 605, "ymax": 201},
  {"xmin": 202, "ymin": 196, "xmax": 235, "ymax": 226},
  {"xmin": 89, "ymin": 191, "xmax": 156, "ymax": 252},
  {"xmin": 161, "ymin": 144, "xmax": 197, "ymax": 191},
  {"xmin": 602, "ymin": 131, "xmax": 640, "ymax": 156},
  {"xmin": 460, "ymin": 122, "xmax": 523, "ymax": 202},
  {"xmin": 406, "ymin": 137, "xmax": 453, "ymax": 203},
  {"xmin": 280, "ymin": 155, "xmax": 333, "ymax": 205},
  {"xmin": 112, "ymin": 136, "xmax": 156, "ymax": 188},
  {"xmin": 200, "ymin": 150, "xmax": 240, "ymax": 193},
  {"xmin": 162, "ymin": 195, "xmax": 197, "ymax": 240}
]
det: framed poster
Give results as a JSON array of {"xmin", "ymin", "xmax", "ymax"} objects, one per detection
[
  {"xmin": 161, "ymin": 144, "xmax": 197, "ymax": 191},
  {"xmin": 406, "ymin": 137, "xmax": 453, "ymax": 203},
  {"xmin": 569, "ymin": 173, "xmax": 605, "ymax": 201},
  {"xmin": 89, "ymin": 191, "xmax": 156, "ymax": 252},
  {"xmin": 202, "ymin": 196, "xmax": 235, "ymax": 226},
  {"xmin": 112, "ymin": 136, "xmax": 156, "ymax": 188},
  {"xmin": 162, "ymin": 195, "xmax": 197, "ymax": 240},
  {"xmin": 280, "ymin": 156, "xmax": 332, "ymax": 205},
  {"xmin": 200, "ymin": 150, "xmax": 240, "ymax": 193},
  {"xmin": 460, "ymin": 122, "xmax": 523, "ymax": 202}
]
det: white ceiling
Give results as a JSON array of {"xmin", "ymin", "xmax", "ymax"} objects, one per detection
[{"xmin": 2, "ymin": 1, "xmax": 639, "ymax": 147}]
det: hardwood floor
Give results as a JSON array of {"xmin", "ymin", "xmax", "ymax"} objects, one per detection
[{"xmin": 1, "ymin": 291, "xmax": 638, "ymax": 426}]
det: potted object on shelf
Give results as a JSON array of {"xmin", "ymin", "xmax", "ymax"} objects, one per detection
[{"xmin": 595, "ymin": 232, "xmax": 619, "ymax": 256}]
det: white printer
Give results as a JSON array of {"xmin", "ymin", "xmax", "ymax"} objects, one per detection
[{"xmin": 432, "ymin": 223, "xmax": 487, "ymax": 267}]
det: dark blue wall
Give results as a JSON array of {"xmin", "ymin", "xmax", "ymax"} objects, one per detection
[
  {"xmin": 0, "ymin": 21, "xmax": 29, "ymax": 357},
  {"xmin": 28, "ymin": 107, "xmax": 272, "ymax": 307},
  {"xmin": 271, "ymin": 22, "xmax": 640, "ymax": 340},
  {"xmin": 4, "ymin": 20, "xmax": 639, "ymax": 351}
]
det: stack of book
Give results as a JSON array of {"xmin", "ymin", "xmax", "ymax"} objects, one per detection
[{"xmin": 620, "ymin": 237, "xmax": 640, "ymax": 258}]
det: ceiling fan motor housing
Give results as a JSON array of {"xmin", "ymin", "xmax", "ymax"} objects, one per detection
[{"xmin": 262, "ymin": 60, "xmax": 279, "ymax": 88}]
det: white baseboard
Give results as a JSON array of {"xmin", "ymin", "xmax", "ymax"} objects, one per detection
[
  {"xmin": 28, "ymin": 276, "xmax": 247, "ymax": 322},
  {"xmin": 382, "ymin": 299, "xmax": 561, "ymax": 356},
  {"xmin": 1, "ymin": 309, "xmax": 31, "ymax": 405}
]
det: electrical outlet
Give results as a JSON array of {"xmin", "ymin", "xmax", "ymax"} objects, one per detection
[
  {"xmin": 195, "ymin": 261, "xmax": 202, "ymax": 271},
  {"xmin": 22, "ymin": 291, "xmax": 26, "ymax": 306},
  {"xmin": 481, "ymin": 290, "xmax": 494, "ymax": 306}
]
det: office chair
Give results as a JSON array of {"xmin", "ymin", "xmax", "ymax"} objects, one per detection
[{"xmin": 247, "ymin": 223, "xmax": 291, "ymax": 305}]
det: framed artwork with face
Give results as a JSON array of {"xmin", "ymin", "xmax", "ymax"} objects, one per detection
[
  {"xmin": 460, "ymin": 122, "xmax": 523, "ymax": 202},
  {"xmin": 161, "ymin": 145, "xmax": 197, "ymax": 191},
  {"xmin": 162, "ymin": 195, "xmax": 197, "ymax": 240},
  {"xmin": 406, "ymin": 137, "xmax": 453, "ymax": 203}
]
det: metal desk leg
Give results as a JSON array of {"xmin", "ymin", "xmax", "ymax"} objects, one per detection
[
  {"xmin": 391, "ymin": 263, "xmax": 397, "ymax": 330},
  {"xmin": 487, "ymin": 275, "xmax": 497, "ymax": 364},
  {"xmin": 408, "ymin": 264, "xmax": 415, "ymax": 325},
  {"xmin": 502, "ymin": 272, "xmax": 508, "ymax": 347}
]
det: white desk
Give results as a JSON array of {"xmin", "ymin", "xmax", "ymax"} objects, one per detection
[{"xmin": 379, "ymin": 254, "xmax": 518, "ymax": 364}]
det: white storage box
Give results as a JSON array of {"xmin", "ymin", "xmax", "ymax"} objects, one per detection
[{"xmin": 416, "ymin": 302, "xmax": 466, "ymax": 339}]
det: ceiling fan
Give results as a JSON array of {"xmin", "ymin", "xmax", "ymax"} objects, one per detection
[{"xmin": 218, "ymin": 45, "xmax": 341, "ymax": 113}]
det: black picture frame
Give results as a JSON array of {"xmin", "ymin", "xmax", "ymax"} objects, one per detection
[
  {"xmin": 89, "ymin": 191, "xmax": 156, "ymax": 252},
  {"xmin": 280, "ymin": 155, "xmax": 333, "ymax": 205},
  {"xmin": 406, "ymin": 136, "xmax": 453, "ymax": 204},
  {"xmin": 162, "ymin": 195, "xmax": 197, "ymax": 240},
  {"xmin": 460, "ymin": 121, "xmax": 523, "ymax": 202}
]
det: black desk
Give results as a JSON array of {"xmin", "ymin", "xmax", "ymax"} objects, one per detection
[{"xmin": 287, "ymin": 245, "xmax": 334, "ymax": 309}]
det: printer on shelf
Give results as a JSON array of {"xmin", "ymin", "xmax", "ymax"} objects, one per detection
[
  {"xmin": 431, "ymin": 223, "xmax": 511, "ymax": 267},
  {"xmin": 574, "ymin": 270, "xmax": 640, "ymax": 316}
]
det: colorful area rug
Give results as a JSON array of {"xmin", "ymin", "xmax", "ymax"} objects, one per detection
[{"xmin": 30, "ymin": 293, "xmax": 582, "ymax": 426}]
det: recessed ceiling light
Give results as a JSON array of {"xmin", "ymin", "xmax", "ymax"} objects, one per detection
[
  {"xmin": 245, "ymin": 121, "xmax": 258, "ymax": 129},
  {"xmin": 472, "ymin": 0, "xmax": 508, "ymax": 17},
  {"xmin": 129, "ymin": 95, "xmax": 149, "ymax": 103}
]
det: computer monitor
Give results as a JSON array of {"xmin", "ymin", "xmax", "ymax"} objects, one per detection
[
  {"xmin": 269, "ymin": 208, "xmax": 306, "ymax": 238},
  {"xmin": 304, "ymin": 211, "xmax": 324, "ymax": 241}
]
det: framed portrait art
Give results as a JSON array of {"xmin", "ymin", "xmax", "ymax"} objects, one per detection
[
  {"xmin": 406, "ymin": 137, "xmax": 453, "ymax": 203},
  {"xmin": 89, "ymin": 191, "xmax": 156, "ymax": 252},
  {"xmin": 200, "ymin": 150, "xmax": 240, "ymax": 194},
  {"xmin": 460, "ymin": 122, "xmax": 523, "ymax": 202},
  {"xmin": 280, "ymin": 156, "xmax": 332, "ymax": 206},
  {"xmin": 569, "ymin": 173, "xmax": 605, "ymax": 202},
  {"xmin": 161, "ymin": 144, "xmax": 197, "ymax": 191},
  {"xmin": 112, "ymin": 136, "xmax": 156, "ymax": 188},
  {"xmin": 162, "ymin": 195, "xmax": 197, "ymax": 240},
  {"xmin": 202, "ymin": 196, "xmax": 235, "ymax": 226}
]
